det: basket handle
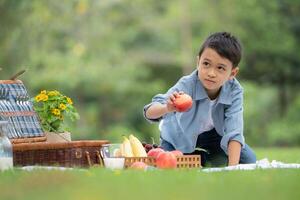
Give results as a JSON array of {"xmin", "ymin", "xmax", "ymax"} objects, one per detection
[
  {"xmin": 85, "ymin": 151, "xmax": 92, "ymax": 167},
  {"xmin": 85, "ymin": 151, "xmax": 105, "ymax": 167},
  {"xmin": 96, "ymin": 150, "xmax": 104, "ymax": 167},
  {"xmin": 10, "ymin": 69, "xmax": 26, "ymax": 80}
]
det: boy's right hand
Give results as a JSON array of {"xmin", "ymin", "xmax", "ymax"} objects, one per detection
[{"xmin": 166, "ymin": 91, "xmax": 184, "ymax": 113}]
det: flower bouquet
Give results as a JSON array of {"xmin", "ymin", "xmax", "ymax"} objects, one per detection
[{"xmin": 32, "ymin": 90, "xmax": 80, "ymax": 141}]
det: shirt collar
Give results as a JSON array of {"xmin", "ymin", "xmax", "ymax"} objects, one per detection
[
  {"xmin": 193, "ymin": 70, "xmax": 208, "ymax": 100},
  {"xmin": 217, "ymin": 82, "xmax": 232, "ymax": 105},
  {"xmin": 193, "ymin": 70, "xmax": 232, "ymax": 105}
]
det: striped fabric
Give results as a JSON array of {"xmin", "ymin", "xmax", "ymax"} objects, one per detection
[{"xmin": 0, "ymin": 83, "xmax": 44, "ymax": 139}]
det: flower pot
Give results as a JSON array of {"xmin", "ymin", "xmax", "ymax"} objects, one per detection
[{"xmin": 45, "ymin": 132, "xmax": 71, "ymax": 143}]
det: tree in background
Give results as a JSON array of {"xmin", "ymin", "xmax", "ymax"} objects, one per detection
[{"xmin": 0, "ymin": 0, "xmax": 299, "ymax": 145}]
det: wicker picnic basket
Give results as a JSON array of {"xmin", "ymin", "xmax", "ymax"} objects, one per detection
[
  {"xmin": 0, "ymin": 79, "xmax": 46, "ymax": 144},
  {"xmin": 13, "ymin": 140, "xmax": 109, "ymax": 168},
  {"xmin": 124, "ymin": 155, "xmax": 201, "ymax": 169}
]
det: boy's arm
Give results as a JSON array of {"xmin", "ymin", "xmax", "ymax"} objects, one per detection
[
  {"xmin": 145, "ymin": 103, "xmax": 169, "ymax": 120},
  {"xmin": 220, "ymin": 83, "xmax": 245, "ymax": 161},
  {"xmin": 145, "ymin": 92, "xmax": 182, "ymax": 119},
  {"xmin": 144, "ymin": 76, "xmax": 190, "ymax": 123},
  {"xmin": 227, "ymin": 140, "xmax": 241, "ymax": 166}
]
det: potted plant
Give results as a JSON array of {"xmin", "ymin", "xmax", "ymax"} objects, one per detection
[{"xmin": 32, "ymin": 90, "xmax": 80, "ymax": 142}]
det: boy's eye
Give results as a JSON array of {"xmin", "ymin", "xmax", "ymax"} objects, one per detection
[
  {"xmin": 203, "ymin": 61, "xmax": 209, "ymax": 66},
  {"xmin": 217, "ymin": 66, "xmax": 226, "ymax": 71}
]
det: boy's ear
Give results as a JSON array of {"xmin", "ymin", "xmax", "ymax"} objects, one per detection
[
  {"xmin": 196, "ymin": 56, "xmax": 200, "ymax": 66},
  {"xmin": 229, "ymin": 67, "xmax": 239, "ymax": 80}
]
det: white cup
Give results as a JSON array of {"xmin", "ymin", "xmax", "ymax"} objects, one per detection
[{"xmin": 103, "ymin": 157, "xmax": 125, "ymax": 170}]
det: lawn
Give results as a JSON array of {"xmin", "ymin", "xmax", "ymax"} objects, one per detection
[{"xmin": 0, "ymin": 148, "xmax": 299, "ymax": 200}]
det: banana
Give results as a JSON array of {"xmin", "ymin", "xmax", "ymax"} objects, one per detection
[
  {"xmin": 122, "ymin": 136, "xmax": 134, "ymax": 157},
  {"xmin": 129, "ymin": 134, "xmax": 147, "ymax": 157},
  {"xmin": 120, "ymin": 143, "xmax": 124, "ymax": 157}
]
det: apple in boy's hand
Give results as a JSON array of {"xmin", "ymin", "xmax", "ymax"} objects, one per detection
[
  {"xmin": 147, "ymin": 148, "xmax": 164, "ymax": 158},
  {"xmin": 173, "ymin": 93, "xmax": 193, "ymax": 112},
  {"xmin": 156, "ymin": 152, "xmax": 177, "ymax": 169},
  {"xmin": 170, "ymin": 150, "xmax": 183, "ymax": 157}
]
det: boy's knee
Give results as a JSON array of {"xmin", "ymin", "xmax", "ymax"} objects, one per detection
[{"xmin": 160, "ymin": 139, "xmax": 175, "ymax": 151}]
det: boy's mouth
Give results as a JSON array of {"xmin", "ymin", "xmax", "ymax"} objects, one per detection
[{"xmin": 204, "ymin": 79, "xmax": 216, "ymax": 84}]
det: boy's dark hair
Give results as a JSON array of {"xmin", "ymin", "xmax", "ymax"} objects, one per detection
[{"xmin": 198, "ymin": 32, "xmax": 242, "ymax": 67}]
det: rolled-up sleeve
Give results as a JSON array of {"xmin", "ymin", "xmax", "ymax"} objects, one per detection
[
  {"xmin": 220, "ymin": 88, "xmax": 245, "ymax": 154},
  {"xmin": 143, "ymin": 99, "xmax": 166, "ymax": 123},
  {"xmin": 143, "ymin": 77, "xmax": 190, "ymax": 123}
]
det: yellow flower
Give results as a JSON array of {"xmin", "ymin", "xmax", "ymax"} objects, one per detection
[
  {"xmin": 41, "ymin": 90, "xmax": 47, "ymax": 95},
  {"xmin": 48, "ymin": 91, "xmax": 56, "ymax": 96},
  {"xmin": 59, "ymin": 103, "xmax": 66, "ymax": 110},
  {"xmin": 54, "ymin": 90, "xmax": 60, "ymax": 95},
  {"xmin": 67, "ymin": 97, "xmax": 73, "ymax": 105},
  {"xmin": 59, "ymin": 115, "xmax": 64, "ymax": 121},
  {"xmin": 48, "ymin": 91, "xmax": 55, "ymax": 96},
  {"xmin": 35, "ymin": 94, "xmax": 43, "ymax": 102},
  {"xmin": 48, "ymin": 90, "xmax": 60, "ymax": 96},
  {"xmin": 35, "ymin": 94, "xmax": 48, "ymax": 102},
  {"xmin": 42, "ymin": 94, "xmax": 48, "ymax": 101},
  {"xmin": 51, "ymin": 109, "xmax": 60, "ymax": 116}
]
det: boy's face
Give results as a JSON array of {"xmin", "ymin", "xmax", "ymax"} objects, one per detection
[{"xmin": 197, "ymin": 48, "xmax": 239, "ymax": 98}]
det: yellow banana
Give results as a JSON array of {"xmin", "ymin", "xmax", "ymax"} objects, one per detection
[
  {"xmin": 122, "ymin": 136, "xmax": 134, "ymax": 157},
  {"xmin": 120, "ymin": 143, "xmax": 124, "ymax": 157},
  {"xmin": 129, "ymin": 134, "xmax": 147, "ymax": 157}
]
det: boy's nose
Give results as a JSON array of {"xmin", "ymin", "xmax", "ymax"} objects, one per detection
[{"xmin": 208, "ymin": 69, "xmax": 216, "ymax": 77}]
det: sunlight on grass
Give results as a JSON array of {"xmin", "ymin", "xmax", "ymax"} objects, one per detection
[{"xmin": 0, "ymin": 148, "xmax": 299, "ymax": 200}]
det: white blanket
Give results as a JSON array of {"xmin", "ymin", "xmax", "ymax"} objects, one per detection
[
  {"xmin": 202, "ymin": 158, "xmax": 300, "ymax": 172},
  {"xmin": 21, "ymin": 166, "xmax": 76, "ymax": 171}
]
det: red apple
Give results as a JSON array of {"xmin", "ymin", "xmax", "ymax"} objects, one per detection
[
  {"xmin": 130, "ymin": 162, "xmax": 148, "ymax": 170},
  {"xmin": 156, "ymin": 151, "xmax": 177, "ymax": 169},
  {"xmin": 170, "ymin": 150, "xmax": 183, "ymax": 157},
  {"xmin": 173, "ymin": 93, "xmax": 193, "ymax": 112},
  {"xmin": 147, "ymin": 148, "xmax": 164, "ymax": 158}
]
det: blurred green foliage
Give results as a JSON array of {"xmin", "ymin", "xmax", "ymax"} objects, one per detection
[{"xmin": 0, "ymin": 0, "xmax": 299, "ymax": 146}]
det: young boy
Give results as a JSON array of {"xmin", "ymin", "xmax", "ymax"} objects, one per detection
[{"xmin": 143, "ymin": 32, "xmax": 256, "ymax": 167}]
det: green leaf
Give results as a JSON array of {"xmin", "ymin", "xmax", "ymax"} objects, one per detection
[{"xmin": 194, "ymin": 148, "xmax": 209, "ymax": 154}]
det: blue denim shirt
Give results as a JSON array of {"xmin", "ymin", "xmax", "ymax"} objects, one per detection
[{"xmin": 143, "ymin": 70, "xmax": 245, "ymax": 155}]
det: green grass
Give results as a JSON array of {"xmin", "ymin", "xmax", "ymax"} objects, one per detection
[
  {"xmin": 0, "ymin": 148, "xmax": 299, "ymax": 200},
  {"xmin": 255, "ymin": 147, "xmax": 300, "ymax": 163}
]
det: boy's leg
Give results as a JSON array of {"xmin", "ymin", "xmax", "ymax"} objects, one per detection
[
  {"xmin": 239, "ymin": 144, "xmax": 257, "ymax": 164},
  {"xmin": 195, "ymin": 129, "xmax": 257, "ymax": 166},
  {"xmin": 194, "ymin": 129, "xmax": 228, "ymax": 167},
  {"xmin": 160, "ymin": 131, "xmax": 256, "ymax": 166},
  {"xmin": 160, "ymin": 135, "xmax": 225, "ymax": 166}
]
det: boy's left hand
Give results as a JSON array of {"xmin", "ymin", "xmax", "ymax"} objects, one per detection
[
  {"xmin": 166, "ymin": 91, "xmax": 184, "ymax": 112},
  {"xmin": 172, "ymin": 92, "xmax": 193, "ymax": 112}
]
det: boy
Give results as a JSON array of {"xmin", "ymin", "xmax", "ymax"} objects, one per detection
[{"xmin": 143, "ymin": 32, "xmax": 256, "ymax": 167}]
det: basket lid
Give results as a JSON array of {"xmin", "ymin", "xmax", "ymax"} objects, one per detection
[{"xmin": 13, "ymin": 140, "xmax": 110, "ymax": 151}]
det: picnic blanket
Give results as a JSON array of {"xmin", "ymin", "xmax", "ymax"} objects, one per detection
[
  {"xmin": 20, "ymin": 166, "xmax": 84, "ymax": 171},
  {"xmin": 202, "ymin": 158, "xmax": 300, "ymax": 172},
  {"xmin": 15, "ymin": 158, "xmax": 300, "ymax": 172}
]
